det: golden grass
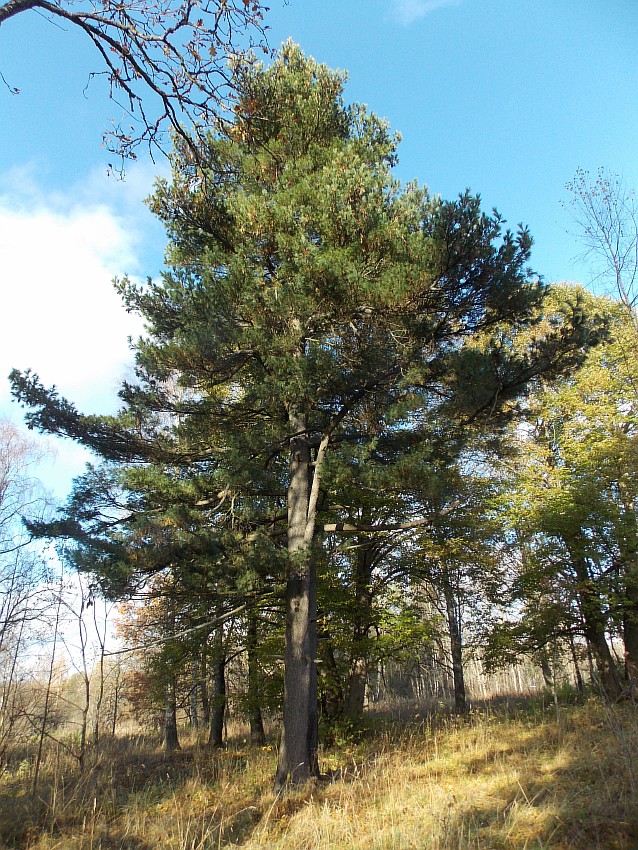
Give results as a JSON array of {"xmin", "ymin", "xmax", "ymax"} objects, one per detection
[{"xmin": 1, "ymin": 698, "xmax": 637, "ymax": 850}]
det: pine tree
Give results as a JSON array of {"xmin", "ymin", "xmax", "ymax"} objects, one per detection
[{"xmin": 11, "ymin": 44, "xmax": 602, "ymax": 785}]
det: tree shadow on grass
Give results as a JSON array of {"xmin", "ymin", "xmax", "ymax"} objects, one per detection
[
  {"xmin": 285, "ymin": 699, "xmax": 638, "ymax": 850},
  {"xmin": 0, "ymin": 736, "xmax": 268, "ymax": 849},
  {"xmin": 4, "ymin": 701, "xmax": 637, "ymax": 850},
  {"xmin": 427, "ymin": 703, "xmax": 638, "ymax": 849},
  {"xmin": 0, "ymin": 794, "xmax": 155, "ymax": 849}
]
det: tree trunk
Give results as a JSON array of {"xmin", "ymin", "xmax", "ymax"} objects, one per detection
[
  {"xmin": 200, "ymin": 655, "xmax": 210, "ymax": 728},
  {"xmin": 619, "ymin": 504, "xmax": 638, "ymax": 692},
  {"xmin": 623, "ymin": 599, "xmax": 638, "ymax": 692},
  {"xmin": 585, "ymin": 638, "xmax": 597, "ymax": 683},
  {"xmin": 443, "ymin": 574, "xmax": 467, "ymax": 714},
  {"xmin": 190, "ymin": 654, "xmax": 200, "ymax": 730},
  {"xmin": 275, "ymin": 416, "xmax": 320, "ymax": 789},
  {"xmin": 346, "ymin": 659, "xmax": 367, "ymax": 717},
  {"xmin": 588, "ymin": 628, "xmax": 621, "ymax": 697},
  {"xmin": 111, "ymin": 667, "xmax": 121, "ymax": 736},
  {"xmin": 318, "ymin": 630, "xmax": 343, "ymax": 720},
  {"xmin": 275, "ymin": 570, "xmax": 318, "ymax": 788},
  {"xmin": 565, "ymin": 537, "xmax": 622, "ymax": 699},
  {"xmin": 163, "ymin": 678, "xmax": 180, "ymax": 754},
  {"xmin": 567, "ymin": 629, "xmax": 585, "ymax": 694},
  {"xmin": 345, "ymin": 539, "xmax": 375, "ymax": 718},
  {"xmin": 538, "ymin": 649, "xmax": 553, "ymax": 689},
  {"xmin": 33, "ymin": 582, "xmax": 63, "ymax": 796},
  {"xmin": 208, "ymin": 637, "xmax": 226, "ymax": 749},
  {"xmin": 247, "ymin": 613, "xmax": 265, "ymax": 746},
  {"xmin": 92, "ymin": 641, "xmax": 106, "ymax": 752}
]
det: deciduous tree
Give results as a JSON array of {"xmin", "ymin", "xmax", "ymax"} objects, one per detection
[
  {"xmin": 492, "ymin": 290, "xmax": 637, "ymax": 697},
  {"xmin": 566, "ymin": 168, "xmax": 638, "ymax": 338}
]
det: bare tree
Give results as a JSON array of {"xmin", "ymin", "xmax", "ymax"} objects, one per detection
[
  {"xmin": 0, "ymin": 424, "xmax": 48, "ymax": 649},
  {"xmin": 0, "ymin": 421, "xmax": 51, "ymax": 765},
  {"xmin": 0, "ymin": 0, "xmax": 269, "ymax": 163},
  {"xmin": 565, "ymin": 168, "xmax": 638, "ymax": 336},
  {"xmin": 32, "ymin": 573, "xmax": 64, "ymax": 796},
  {"xmin": 0, "ymin": 419, "xmax": 49, "ymax": 556}
]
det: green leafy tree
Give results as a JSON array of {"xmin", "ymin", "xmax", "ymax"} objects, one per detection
[{"xmin": 494, "ymin": 289, "xmax": 638, "ymax": 697}]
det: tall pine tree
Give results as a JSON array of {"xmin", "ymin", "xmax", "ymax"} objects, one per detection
[{"xmin": 12, "ymin": 44, "xmax": 601, "ymax": 785}]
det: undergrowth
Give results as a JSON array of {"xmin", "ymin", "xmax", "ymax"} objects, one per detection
[{"xmin": 1, "ymin": 697, "xmax": 636, "ymax": 849}]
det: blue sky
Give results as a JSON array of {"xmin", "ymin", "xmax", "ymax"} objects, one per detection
[{"xmin": 1, "ymin": 0, "xmax": 637, "ymax": 498}]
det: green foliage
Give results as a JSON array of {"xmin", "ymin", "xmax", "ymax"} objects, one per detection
[
  {"xmin": 9, "ymin": 45, "xmax": 613, "ymax": 750},
  {"xmin": 320, "ymin": 711, "xmax": 379, "ymax": 749},
  {"xmin": 484, "ymin": 291, "xmax": 638, "ymax": 690}
]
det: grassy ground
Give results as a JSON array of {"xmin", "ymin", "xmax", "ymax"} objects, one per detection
[{"xmin": 1, "ymin": 697, "xmax": 637, "ymax": 849}]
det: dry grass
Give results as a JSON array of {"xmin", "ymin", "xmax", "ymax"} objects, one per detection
[{"xmin": 1, "ymin": 698, "xmax": 637, "ymax": 849}]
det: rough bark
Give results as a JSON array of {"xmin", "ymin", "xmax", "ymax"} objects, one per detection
[
  {"xmin": 619, "ymin": 503, "xmax": 638, "ymax": 692},
  {"xmin": 587, "ymin": 626, "xmax": 621, "ymax": 698},
  {"xmin": 190, "ymin": 654, "xmax": 200, "ymax": 729},
  {"xmin": 208, "ymin": 639, "xmax": 226, "ymax": 749},
  {"xmin": 0, "ymin": 0, "xmax": 39, "ymax": 25},
  {"xmin": 163, "ymin": 679, "xmax": 180, "ymax": 754},
  {"xmin": 200, "ymin": 655, "xmax": 210, "ymax": 728},
  {"xmin": 274, "ymin": 416, "xmax": 320, "ymax": 789},
  {"xmin": 345, "ymin": 658, "xmax": 367, "ymax": 717},
  {"xmin": 568, "ymin": 540, "xmax": 623, "ymax": 699},
  {"xmin": 345, "ymin": 539, "xmax": 376, "ymax": 718}
]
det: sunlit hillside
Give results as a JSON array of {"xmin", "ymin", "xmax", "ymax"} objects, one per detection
[{"xmin": 1, "ymin": 696, "xmax": 636, "ymax": 850}]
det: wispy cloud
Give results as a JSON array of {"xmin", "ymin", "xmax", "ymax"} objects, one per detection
[{"xmin": 393, "ymin": 0, "xmax": 460, "ymax": 25}]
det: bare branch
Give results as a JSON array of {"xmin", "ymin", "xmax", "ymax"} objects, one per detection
[
  {"xmin": 0, "ymin": 0, "xmax": 270, "ymax": 166},
  {"xmin": 565, "ymin": 167, "xmax": 638, "ymax": 336},
  {"xmin": 323, "ymin": 500, "xmax": 464, "ymax": 535}
]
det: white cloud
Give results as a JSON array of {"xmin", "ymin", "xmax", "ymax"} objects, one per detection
[
  {"xmin": 0, "ymin": 164, "xmax": 161, "ymax": 412},
  {"xmin": 393, "ymin": 0, "xmax": 460, "ymax": 25},
  {"xmin": 0, "ymin": 163, "xmax": 164, "ymax": 496},
  {"xmin": 0, "ymin": 200, "xmax": 138, "ymax": 410}
]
